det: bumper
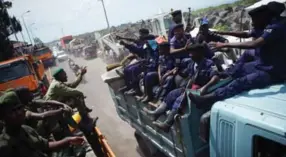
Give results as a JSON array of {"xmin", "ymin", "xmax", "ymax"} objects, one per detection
[{"xmin": 42, "ymin": 58, "xmax": 55, "ymax": 67}]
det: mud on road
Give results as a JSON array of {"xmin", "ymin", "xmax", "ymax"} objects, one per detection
[{"xmin": 55, "ymin": 57, "xmax": 141, "ymax": 157}]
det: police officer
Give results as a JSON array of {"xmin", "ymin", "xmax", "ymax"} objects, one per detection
[
  {"xmin": 0, "ymin": 91, "xmax": 85, "ymax": 157},
  {"xmin": 168, "ymin": 10, "xmax": 183, "ymax": 41},
  {"xmin": 190, "ymin": 4, "xmax": 286, "ymax": 142},
  {"xmin": 145, "ymin": 44, "xmax": 219, "ymax": 131},
  {"xmin": 140, "ymin": 42, "xmax": 176, "ymax": 103},
  {"xmin": 214, "ymin": 6, "xmax": 273, "ymax": 64},
  {"xmin": 44, "ymin": 67, "xmax": 93, "ymax": 114},
  {"xmin": 196, "ymin": 17, "xmax": 228, "ymax": 44}
]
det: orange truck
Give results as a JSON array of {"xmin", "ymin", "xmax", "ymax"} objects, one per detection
[
  {"xmin": 0, "ymin": 55, "xmax": 50, "ymax": 97},
  {"xmin": 33, "ymin": 46, "xmax": 56, "ymax": 68}
]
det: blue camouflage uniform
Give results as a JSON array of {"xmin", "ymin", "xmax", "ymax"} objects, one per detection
[
  {"xmin": 164, "ymin": 58, "xmax": 217, "ymax": 110},
  {"xmin": 125, "ymin": 39, "xmax": 159, "ymax": 91},
  {"xmin": 144, "ymin": 55, "xmax": 176, "ymax": 99},
  {"xmin": 213, "ymin": 21, "xmax": 286, "ymax": 101},
  {"xmin": 123, "ymin": 43, "xmax": 146, "ymax": 89}
]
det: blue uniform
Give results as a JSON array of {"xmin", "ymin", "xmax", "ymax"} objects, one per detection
[
  {"xmin": 170, "ymin": 34, "xmax": 195, "ymax": 69},
  {"xmin": 123, "ymin": 43, "xmax": 145, "ymax": 58},
  {"xmin": 164, "ymin": 59, "xmax": 217, "ymax": 110},
  {"xmin": 168, "ymin": 24, "xmax": 176, "ymax": 42},
  {"xmin": 144, "ymin": 55, "xmax": 175, "ymax": 98},
  {"xmin": 213, "ymin": 22, "xmax": 286, "ymax": 101},
  {"xmin": 128, "ymin": 40, "xmax": 159, "ymax": 91}
]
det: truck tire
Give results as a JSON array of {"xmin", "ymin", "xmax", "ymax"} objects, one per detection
[
  {"xmin": 134, "ymin": 131, "xmax": 154, "ymax": 157},
  {"xmin": 134, "ymin": 131, "xmax": 167, "ymax": 157}
]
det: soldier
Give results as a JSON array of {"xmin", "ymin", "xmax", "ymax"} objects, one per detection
[
  {"xmin": 44, "ymin": 67, "xmax": 93, "ymax": 114},
  {"xmin": 0, "ymin": 91, "xmax": 85, "ymax": 157}
]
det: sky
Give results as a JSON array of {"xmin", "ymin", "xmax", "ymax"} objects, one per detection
[{"xmin": 8, "ymin": 0, "xmax": 237, "ymax": 43}]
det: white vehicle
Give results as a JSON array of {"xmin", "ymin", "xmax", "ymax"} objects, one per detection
[{"xmin": 56, "ymin": 50, "xmax": 68, "ymax": 62}]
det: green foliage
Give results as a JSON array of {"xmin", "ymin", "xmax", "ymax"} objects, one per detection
[
  {"xmin": 213, "ymin": 23, "xmax": 229, "ymax": 31},
  {"xmin": 0, "ymin": 1, "xmax": 21, "ymax": 61},
  {"xmin": 192, "ymin": 0, "xmax": 258, "ymax": 15}
]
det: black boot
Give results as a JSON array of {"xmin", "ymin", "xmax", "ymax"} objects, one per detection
[{"xmin": 188, "ymin": 92, "xmax": 216, "ymax": 109}]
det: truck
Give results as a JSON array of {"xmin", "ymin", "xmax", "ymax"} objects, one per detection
[
  {"xmin": 0, "ymin": 55, "xmax": 50, "ymax": 97},
  {"xmin": 60, "ymin": 35, "xmax": 73, "ymax": 49},
  {"xmin": 101, "ymin": 2, "xmax": 286, "ymax": 157},
  {"xmin": 102, "ymin": 61, "xmax": 286, "ymax": 157},
  {"xmin": 33, "ymin": 46, "xmax": 56, "ymax": 68}
]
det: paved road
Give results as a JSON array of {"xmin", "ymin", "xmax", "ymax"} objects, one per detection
[{"xmin": 55, "ymin": 57, "xmax": 141, "ymax": 157}]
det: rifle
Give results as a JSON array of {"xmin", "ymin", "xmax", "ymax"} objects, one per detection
[{"xmin": 185, "ymin": 7, "xmax": 195, "ymax": 32}]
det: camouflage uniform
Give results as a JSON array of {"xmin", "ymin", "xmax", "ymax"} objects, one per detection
[
  {"xmin": 0, "ymin": 91, "xmax": 49, "ymax": 157},
  {"xmin": 44, "ymin": 72, "xmax": 88, "ymax": 114}
]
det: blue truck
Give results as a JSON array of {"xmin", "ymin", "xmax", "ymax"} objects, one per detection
[{"xmin": 102, "ymin": 65, "xmax": 286, "ymax": 157}]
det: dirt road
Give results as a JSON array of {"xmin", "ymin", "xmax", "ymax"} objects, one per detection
[{"xmin": 56, "ymin": 57, "xmax": 140, "ymax": 157}]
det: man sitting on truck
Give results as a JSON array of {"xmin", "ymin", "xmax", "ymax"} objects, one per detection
[
  {"xmin": 44, "ymin": 67, "xmax": 93, "ymax": 114},
  {"xmin": 120, "ymin": 35, "xmax": 158, "ymax": 96},
  {"xmin": 9, "ymin": 87, "xmax": 73, "ymax": 138},
  {"xmin": 195, "ymin": 17, "xmax": 235, "ymax": 71},
  {"xmin": 213, "ymin": 6, "xmax": 271, "ymax": 64},
  {"xmin": 139, "ymin": 42, "xmax": 177, "ymax": 103},
  {"xmin": 188, "ymin": 3, "xmax": 286, "ymax": 142},
  {"xmin": 144, "ymin": 43, "xmax": 220, "ymax": 131}
]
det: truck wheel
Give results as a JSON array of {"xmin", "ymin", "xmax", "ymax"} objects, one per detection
[
  {"xmin": 134, "ymin": 131, "xmax": 153, "ymax": 157},
  {"xmin": 134, "ymin": 131, "xmax": 168, "ymax": 157}
]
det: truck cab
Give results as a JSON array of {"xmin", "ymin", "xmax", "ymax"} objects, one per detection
[
  {"xmin": 33, "ymin": 46, "xmax": 56, "ymax": 68},
  {"xmin": 101, "ymin": 66, "xmax": 286, "ymax": 157},
  {"xmin": 0, "ymin": 55, "xmax": 49, "ymax": 97}
]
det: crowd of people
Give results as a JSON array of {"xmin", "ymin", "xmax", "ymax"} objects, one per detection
[
  {"xmin": 0, "ymin": 1, "xmax": 286, "ymax": 156},
  {"xmin": 117, "ymin": 1, "xmax": 286, "ymax": 142}
]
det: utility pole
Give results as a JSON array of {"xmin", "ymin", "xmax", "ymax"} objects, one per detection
[
  {"xmin": 61, "ymin": 28, "xmax": 65, "ymax": 36},
  {"xmin": 99, "ymin": 0, "xmax": 110, "ymax": 29},
  {"xmin": 21, "ymin": 10, "xmax": 33, "ymax": 45}
]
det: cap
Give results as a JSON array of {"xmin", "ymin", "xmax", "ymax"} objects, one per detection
[
  {"xmin": 187, "ymin": 43, "xmax": 207, "ymax": 56},
  {"xmin": 171, "ymin": 10, "xmax": 182, "ymax": 17},
  {"xmin": 201, "ymin": 17, "xmax": 209, "ymax": 25},
  {"xmin": 52, "ymin": 68, "xmax": 64, "ymax": 77},
  {"xmin": 267, "ymin": 1, "xmax": 286, "ymax": 17},
  {"xmin": 139, "ymin": 28, "xmax": 149, "ymax": 34},
  {"xmin": 0, "ymin": 91, "xmax": 23, "ymax": 111},
  {"xmin": 248, "ymin": 5, "xmax": 269, "ymax": 17},
  {"xmin": 158, "ymin": 41, "xmax": 170, "ymax": 47},
  {"xmin": 173, "ymin": 24, "xmax": 184, "ymax": 30}
]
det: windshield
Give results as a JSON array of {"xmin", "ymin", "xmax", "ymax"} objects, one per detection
[
  {"xmin": 0, "ymin": 61, "xmax": 31, "ymax": 83},
  {"xmin": 34, "ymin": 47, "xmax": 51, "ymax": 56}
]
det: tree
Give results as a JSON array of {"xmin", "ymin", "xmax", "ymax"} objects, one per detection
[{"xmin": 0, "ymin": 1, "xmax": 22, "ymax": 61}]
